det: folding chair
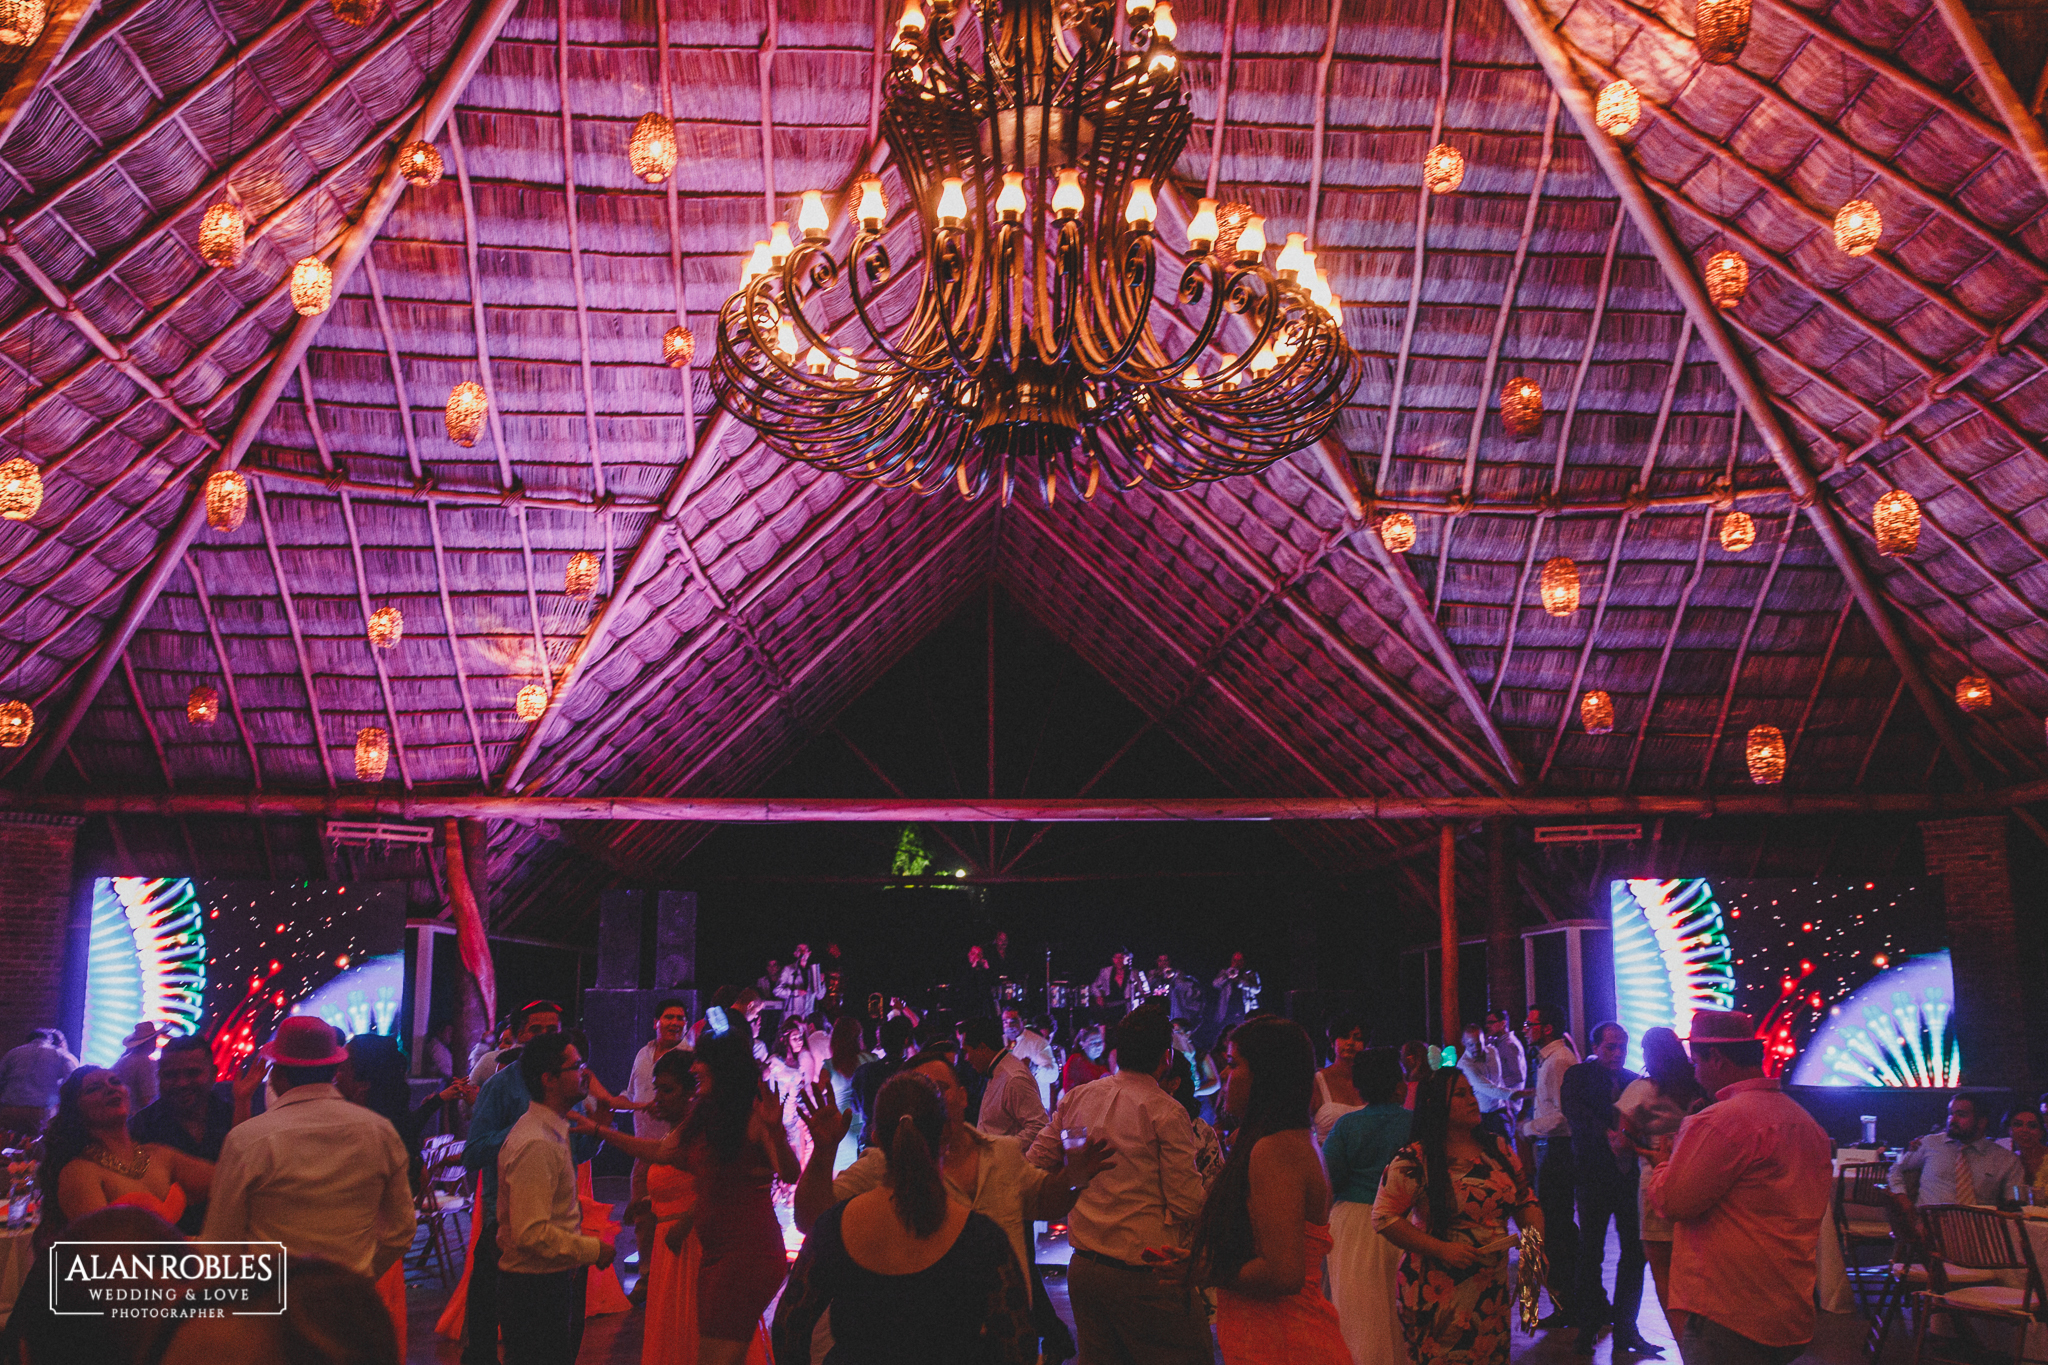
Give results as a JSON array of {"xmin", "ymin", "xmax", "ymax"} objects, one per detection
[
  {"xmin": 1910, "ymin": 1205, "xmax": 2048, "ymax": 1365},
  {"xmin": 1839, "ymin": 1162, "xmax": 1898, "ymax": 1312},
  {"xmin": 409, "ymin": 1142, "xmax": 471, "ymax": 1288},
  {"xmin": 1871, "ymin": 1225, "xmax": 2000, "ymax": 1363}
]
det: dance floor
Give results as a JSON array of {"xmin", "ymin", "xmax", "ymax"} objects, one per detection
[{"xmin": 396, "ymin": 1181, "xmax": 1876, "ymax": 1365}]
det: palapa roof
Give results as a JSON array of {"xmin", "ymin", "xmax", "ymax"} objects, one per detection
[{"xmin": 2, "ymin": 0, "xmax": 2047, "ymax": 932}]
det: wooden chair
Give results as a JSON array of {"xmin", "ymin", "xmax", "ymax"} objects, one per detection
[
  {"xmin": 1910, "ymin": 1205, "xmax": 2048, "ymax": 1365},
  {"xmin": 1839, "ymin": 1161, "xmax": 1898, "ymax": 1312},
  {"xmin": 1871, "ymin": 1225, "xmax": 2001, "ymax": 1363}
]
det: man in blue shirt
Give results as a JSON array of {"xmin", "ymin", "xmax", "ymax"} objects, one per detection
[
  {"xmin": 462, "ymin": 1000, "xmax": 604, "ymax": 1365},
  {"xmin": 1890, "ymin": 1092, "xmax": 2024, "ymax": 1215}
]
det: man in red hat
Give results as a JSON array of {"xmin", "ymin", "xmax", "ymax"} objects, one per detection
[
  {"xmin": 1644, "ymin": 1009, "xmax": 1830, "ymax": 1365},
  {"xmin": 201, "ymin": 1016, "xmax": 416, "ymax": 1284}
]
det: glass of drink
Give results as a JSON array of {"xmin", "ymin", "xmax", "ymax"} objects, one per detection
[
  {"xmin": 1860, "ymin": 1115, "xmax": 1878, "ymax": 1146},
  {"xmin": 1062, "ymin": 1127, "xmax": 1089, "ymax": 1155}
]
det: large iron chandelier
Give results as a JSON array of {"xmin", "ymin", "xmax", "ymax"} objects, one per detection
[{"xmin": 712, "ymin": 0, "xmax": 1362, "ymax": 503}]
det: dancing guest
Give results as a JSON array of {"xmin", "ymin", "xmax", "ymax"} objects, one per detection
[
  {"xmin": 1561, "ymin": 1023, "xmax": 1655, "ymax": 1355},
  {"xmin": 626, "ymin": 999, "xmax": 693, "ymax": 1300},
  {"xmin": 1166, "ymin": 1051, "xmax": 1224, "ymax": 1189},
  {"xmin": 42, "ymin": 1067, "xmax": 214, "ymax": 1234},
  {"xmin": 2001, "ymin": 1107, "xmax": 2048, "ymax": 1202},
  {"xmin": 1001, "ymin": 1009, "xmax": 1061, "ymax": 1112},
  {"xmin": 1063, "ymin": 1025, "xmax": 1111, "ymax": 1093},
  {"xmin": 0, "ymin": 1028, "xmax": 74, "ymax": 1135},
  {"xmin": 1484, "ymin": 1012, "xmax": 1526, "ymax": 1106},
  {"xmin": 819, "ymin": 1015, "xmax": 874, "ymax": 1171},
  {"xmin": 1314, "ymin": 1018, "xmax": 1367, "ymax": 1146},
  {"xmin": 852, "ymin": 1014, "xmax": 917, "ymax": 1135},
  {"xmin": 1644, "ymin": 1010, "xmax": 1830, "ymax": 1365},
  {"xmin": 1324, "ymin": 1048, "xmax": 1412, "ymax": 1365},
  {"xmin": 1173, "ymin": 1019, "xmax": 1222, "ymax": 1116},
  {"xmin": 475, "ymin": 998, "xmax": 563, "ymax": 1087},
  {"xmin": 624, "ymin": 1050, "xmax": 708, "ymax": 1365},
  {"xmin": 962, "ymin": 1016, "xmax": 1048, "ymax": 1148},
  {"xmin": 128, "ymin": 1035, "xmax": 232, "ymax": 1168},
  {"xmin": 775, "ymin": 1073, "xmax": 1033, "ymax": 1363},
  {"xmin": 1372, "ymin": 1068, "xmax": 1543, "ymax": 1365},
  {"xmin": 1456, "ymin": 1026, "xmax": 1515, "ymax": 1138},
  {"xmin": 1521, "ymin": 1003, "xmax": 1579, "ymax": 1327},
  {"xmin": 1398, "ymin": 1041, "xmax": 1433, "ymax": 1110},
  {"xmin": 203, "ymin": 1018, "xmax": 415, "ymax": 1280},
  {"xmin": 1616, "ymin": 1026, "xmax": 1705, "ymax": 1334},
  {"xmin": 780, "ymin": 945, "xmax": 825, "ymax": 1021},
  {"xmin": 112, "ymin": 1022, "xmax": 162, "ymax": 1112}
]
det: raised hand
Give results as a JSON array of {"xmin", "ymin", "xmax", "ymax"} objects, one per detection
[
  {"xmin": 795, "ymin": 1080, "xmax": 852, "ymax": 1152},
  {"xmin": 231, "ymin": 1054, "xmax": 265, "ymax": 1105}
]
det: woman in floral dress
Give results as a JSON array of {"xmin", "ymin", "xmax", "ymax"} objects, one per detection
[{"xmin": 1371, "ymin": 1068, "xmax": 1543, "ymax": 1365}]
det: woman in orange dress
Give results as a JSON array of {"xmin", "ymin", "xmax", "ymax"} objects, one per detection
[
  {"xmin": 1185, "ymin": 1016, "xmax": 1351, "ymax": 1364},
  {"xmin": 41, "ymin": 1067, "xmax": 213, "ymax": 1237}
]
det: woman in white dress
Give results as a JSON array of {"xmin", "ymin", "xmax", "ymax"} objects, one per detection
[
  {"xmin": 1323, "ymin": 1049, "xmax": 1413, "ymax": 1365},
  {"xmin": 1313, "ymin": 1017, "xmax": 1367, "ymax": 1147}
]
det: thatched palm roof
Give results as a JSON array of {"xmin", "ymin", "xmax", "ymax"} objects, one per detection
[{"xmin": 2, "ymin": 0, "xmax": 2046, "ymax": 927}]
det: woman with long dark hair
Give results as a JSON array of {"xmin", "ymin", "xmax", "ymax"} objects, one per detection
[
  {"xmin": 1187, "ymin": 1016, "xmax": 1350, "ymax": 1363},
  {"xmin": 1313, "ymin": 1017, "xmax": 1366, "ymax": 1145},
  {"xmin": 772, "ymin": 1071, "xmax": 1031, "ymax": 1363},
  {"xmin": 1617, "ymin": 1025, "xmax": 1706, "ymax": 1333},
  {"xmin": 1371, "ymin": 1067, "xmax": 1541, "ymax": 1365},
  {"xmin": 1324, "ymin": 1047, "xmax": 1413, "ymax": 1365},
  {"xmin": 40, "ymin": 1066, "xmax": 213, "ymax": 1237}
]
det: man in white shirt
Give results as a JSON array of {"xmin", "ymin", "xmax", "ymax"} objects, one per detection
[
  {"xmin": 1027, "ymin": 1004, "xmax": 1212, "ymax": 1365},
  {"xmin": 1486, "ymin": 1009, "xmax": 1527, "ymax": 1094},
  {"xmin": 963, "ymin": 1016, "xmax": 1048, "ymax": 1149},
  {"xmin": 201, "ymin": 1017, "xmax": 415, "ymax": 1281},
  {"xmin": 1001, "ymin": 1008, "xmax": 1061, "ymax": 1112},
  {"xmin": 1521, "ymin": 1003, "xmax": 1581, "ymax": 1329},
  {"xmin": 498, "ymin": 1032, "xmax": 614, "ymax": 1365},
  {"xmin": 1457, "ymin": 1024, "xmax": 1515, "ymax": 1136},
  {"xmin": 778, "ymin": 944, "xmax": 824, "ymax": 1020},
  {"xmin": 624, "ymin": 998, "xmax": 691, "ymax": 1304}
]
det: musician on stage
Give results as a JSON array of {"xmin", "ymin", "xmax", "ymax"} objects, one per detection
[
  {"xmin": 964, "ymin": 942, "xmax": 998, "ymax": 1014},
  {"xmin": 1088, "ymin": 951, "xmax": 1138, "ymax": 1019},
  {"xmin": 1208, "ymin": 950, "xmax": 1261, "ymax": 1038},
  {"xmin": 777, "ymin": 943, "xmax": 824, "ymax": 1019}
]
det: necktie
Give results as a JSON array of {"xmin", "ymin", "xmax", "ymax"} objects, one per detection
[{"xmin": 1954, "ymin": 1150, "xmax": 1978, "ymax": 1206}]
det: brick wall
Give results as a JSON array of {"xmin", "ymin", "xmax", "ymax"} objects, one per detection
[
  {"xmin": 0, "ymin": 814, "xmax": 81, "ymax": 1053},
  {"xmin": 1919, "ymin": 815, "xmax": 2030, "ymax": 1094}
]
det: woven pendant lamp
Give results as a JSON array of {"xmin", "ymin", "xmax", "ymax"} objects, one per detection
[
  {"xmin": 1873, "ymin": 489, "xmax": 1919, "ymax": 556},
  {"xmin": 0, "ymin": 698, "xmax": 31, "ymax": 747},
  {"xmin": 446, "ymin": 382, "xmax": 487, "ymax": 447},
  {"xmin": 1705, "ymin": 249, "xmax": 1748, "ymax": 309},
  {"xmin": 331, "ymin": 0, "xmax": 377, "ymax": 24},
  {"xmin": 1501, "ymin": 376, "xmax": 1543, "ymax": 438},
  {"xmin": 199, "ymin": 201, "xmax": 245, "ymax": 269},
  {"xmin": 1423, "ymin": 144, "xmax": 1465, "ymax": 195},
  {"xmin": 397, "ymin": 140, "xmax": 444, "ymax": 189},
  {"xmin": 565, "ymin": 551, "xmax": 600, "ymax": 601},
  {"xmin": 186, "ymin": 685, "xmax": 219, "ymax": 727},
  {"xmin": 0, "ymin": 0, "xmax": 45, "ymax": 50},
  {"xmin": 366, "ymin": 605, "xmax": 403, "ymax": 649},
  {"xmin": 663, "ymin": 325, "xmax": 696, "ymax": 368},
  {"xmin": 1581, "ymin": 690, "xmax": 1615, "ymax": 734},
  {"xmin": 1694, "ymin": 0, "xmax": 1748, "ymax": 64},
  {"xmin": 514, "ymin": 684, "xmax": 547, "ymax": 723},
  {"xmin": 1835, "ymin": 200, "xmax": 1881, "ymax": 257},
  {"xmin": 1595, "ymin": 80, "xmax": 1640, "ymax": 136},
  {"xmin": 354, "ymin": 727, "xmax": 389, "ymax": 782},
  {"xmin": 1955, "ymin": 676, "xmax": 1992, "ymax": 712},
  {"xmin": 1719, "ymin": 509, "xmax": 1755, "ymax": 552},
  {"xmin": 630, "ymin": 112, "xmax": 678, "ymax": 184},
  {"xmin": 1208, "ymin": 202, "xmax": 1257, "ymax": 268},
  {"xmin": 290, "ymin": 257, "xmax": 332, "ymax": 316},
  {"xmin": 1378, "ymin": 511, "xmax": 1416, "ymax": 554},
  {"xmin": 204, "ymin": 470, "xmax": 248, "ymax": 532},
  {"xmin": 0, "ymin": 456, "xmax": 41, "ymax": 521},
  {"xmin": 1540, "ymin": 557, "xmax": 1580, "ymax": 617},
  {"xmin": 1745, "ymin": 724, "xmax": 1785, "ymax": 784}
]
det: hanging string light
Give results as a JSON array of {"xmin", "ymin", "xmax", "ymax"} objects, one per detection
[
  {"xmin": 514, "ymin": 684, "xmax": 547, "ymax": 723},
  {"xmin": 1873, "ymin": 488, "xmax": 1920, "ymax": 556},
  {"xmin": 1955, "ymin": 676, "xmax": 1992, "ymax": 712},
  {"xmin": 204, "ymin": 470, "xmax": 248, "ymax": 533},
  {"xmin": 398, "ymin": 140, "xmax": 444, "ymax": 189},
  {"xmin": 0, "ymin": 698, "xmax": 30, "ymax": 748},
  {"xmin": 446, "ymin": 382, "xmax": 487, "ymax": 447},
  {"xmin": 290, "ymin": 257, "xmax": 333, "ymax": 316},
  {"xmin": 1501, "ymin": 376, "xmax": 1544, "ymax": 438},
  {"xmin": 0, "ymin": 457, "xmax": 40, "ymax": 521},
  {"xmin": 1595, "ymin": 80, "xmax": 1640, "ymax": 136},
  {"xmin": 1423, "ymin": 144, "xmax": 1465, "ymax": 194},
  {"xmin": 630, "ymin": 112, "xmax": 679, "ymax": 184},
  {"xmin": 199, "ymin": 201, "xmax": 245, "ymax": 268},
  {"xmin": 0, "ymin": 0, "xmax": 46, "ymax": 51},
  {"xmin": 1581, "ymin": 690, "xmax": 1615, "ymax": 734},
  {"xmin": 1745, "ymin": 724, "xmax": 1785, "ymax": 785},
  {"xmin": 354, "ymin": 727, "xmax": 389, "ymax": 781},
  {"xmin": 1540, "ymin": 557, "xmax": 1580, "ymax": 617},
  {"xmin": 1378, "ymin": 511, "xmax": 1416, "ymax": 554},
  {"xmin": 1834, "ymin": 199, "xmax": 1881, "ymax": 257},
  {"xmin": 186, "ymin": 686, "xmax": 219, "ymax": 727},
  {"xmin": 1719, "ymin": 509, "xmax": 1756, "ymax": 552},
  {"xmin": 1704, "ymin": 249, "xmax": 1748, "ymax": 309},
  {"xmin": 663, "ymin": 325, "xmax": 696, "ymax": 368},
  {"xmin": 366, "ymin": 606, "xmax": 403, "ymax": 649},
  {"xmin": 564, "ymin": 551, "xmax": 600, "ymax": 601},
  {"xmin": 1694, "ymin": 0, "xmax": 1749, "ymax": 64}
]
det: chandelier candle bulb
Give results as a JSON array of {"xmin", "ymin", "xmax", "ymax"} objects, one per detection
[
  {"xmin": 798, "ymin": 190, "xmax": 829, "ymax": 239},
  {"xmin": 937, "ymin": 177, "xmax": 968, "ymax": 226},
  {"xmin": 1873, "ymin": 489, "xmax": 1920, "ymax": 556},
  {"xmin": 514, "ymin": 685, "xmax": 547, "ymax": 723},
  {"xmin": 774, "ymin": 319, "xmax": 797, "ymax": 360},
  {"xmin": 1581, "ymin": 690, "xmax": 1615, "ymax": 734},
  {"xmin": 1956, "ymin": 676, "xmax": 1992, "ymax": 712},
  {"xmin": 1187, "ymin": 198, "xmax": 1219, "ymax": 252},
  {"xmin": 565, "ymin": 551, "xmax": 600, "ymax": 601},
  {"xmin": 1835, "ymin": 200, "xmax": 1882, "ymax": 257},
  {"xmin": 290, "ymin": 257, "xmax": 332, "ymax": 316},
  {"xmin": 397, "ymin": 140, "xmax": 444, "ymax": 189},
  {"xmin": 354, "ymin": 727, "xmax": 389, "ymax": 783},
  {"xmin": 897, "ymin": 0, "xmax": 924, "ymax": 34},
  {"xmin": 805, "ymin": 347, "xmax": 828, "ymax": 376},
  {"xmin": 629, "ymin": 112, "xmax": 678, "ymax": 184},
  {"xmin": 742, "ymin": 241, "xmax": 772, "ymax": 287},
  {"xmin": 0, "ymin": 699, "xmax": 31, "ymax": 748},
  {"xmin": 1249, "ymin": 347, "xmax": 1277, "ymax": 379},
  {"xmin": 996, "ymin": 172, "xmax": 1027, "ymax": 222},
  {"xmin": 1151, "ymin": 2, "xmax": 1175, "ymax": 39},
  {"xmin": 0, "ymin": 457, "xmax": 43, "ymax": 521},
  {"xmin": 834, "ymin": 354, "xmax": 860, "ymax": 382},
  {"xmin": 446, "ymin": 382, "xmax": 488, "ymax": 446},
  {"xmin": 1379, "ymin": 511, "xmax": 1416, "ymax": 553},
  {"xmin": 204, "ymin": 470, "xmax": 248, "ymax": 533},
  {"xmin": 1705, "ymin": 249, "xmax": 1749, "ymax": 309},
  {"xmin": 1053, "ymin": 168, "xmax": 1084, "ymax": 219},
  {"xmin": 1595, "ymin": 79, "xmax": 1640, "ymax": 136},
  {"xmin": 1746, "ymin": 724, "xmax": 1786, "ymax": 785},
  {"xmin": 1719, "ymin": 509, "xmax": 1756, "ymax": 553},
  {"xmin": 663, "ymin": 325, "xmax": 696, "ymax": 368},
  {"xmin": 1275, "ymin": 234, "xmax": 1308, "ymax": 280},
  {"xmin": 767, "ymin": 221, "xmax": 794, "ymax": 264},
  {"xmin": 1236, "ymin": 214, "xmax": 1266, "ymax": 261},
  {"xmin": 186, "ymin": 686, "xmax": 219, "ymax": 727},
  {"xmin": 199, "ymin": 201, "xmax": 245, "ymax": 268},
  {"xmin": 366, "ymin": 606, "xmax": 403, "ymax": 650},
  {"xmin": 1424, "ymin": 143, "xmax": 1465, "ymax": 194},
  {"xmin": 1124, "ymin": 178, "xmax": 1156, "ymax": 228},
  {"xmin": 1540, "ymin": 557, "xmax": 1580, "ymax": 617}
]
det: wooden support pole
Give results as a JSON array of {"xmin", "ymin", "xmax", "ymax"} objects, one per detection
[
  {"xmin": 1440, "ymin": 822, "xmax": 1459, "ymax": 1045},
  {"xmin": 1487, "ymin": 818, "xmax": 1521, "ymax": 1022}
]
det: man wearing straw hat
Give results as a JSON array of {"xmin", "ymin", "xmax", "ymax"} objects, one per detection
[{"xmin": 1644, "ymin": 1010, "xmax": 1830, "ymax": 1365}]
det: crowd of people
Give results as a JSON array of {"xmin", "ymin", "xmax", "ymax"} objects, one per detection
[{"xmin": 1, "ymin": 934, "xmax": 2042, "ymax": 1365}]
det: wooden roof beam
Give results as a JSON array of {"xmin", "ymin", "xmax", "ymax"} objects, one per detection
[
  {"xmin": 1695, "ymin": 512, "xmax": 1797, "ymax": 788},
  {"xmin": 249, "ymin": 480, "xmax": 334, "ymax": 789},
  {"xmin": 1929, "ymin": 0, "xmax": 2048, "ymax": 208},
  {"xmin": 0, "ymin": 0, "xmax": 102, "ymax": 155},
  {"xmin": 237, "ymin": 462, "xmax": 660, "ymax": 514},
  {"xmin": 555, "ymin": 0, "xmax": 608, "ymax": 514},
  {"xmin": 25, "ymin": 0, "xmax": 527, "ymax": 783},
  {"xmin": 1786, "ymin": 595, "xmax": 1856, "ymax": 773},
  {"xmin": 1501, "ymin": 0, "xmax": 1985, "ymax": 791},
  {"xmin": 1622, "ymin": 508, "xmax": 1715, "ymax": 791},
  {"xmin": 183, "ymin": 554, "xmax": 263, "ymax": 789}
]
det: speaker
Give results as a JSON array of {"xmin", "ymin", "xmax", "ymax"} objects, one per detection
[
  {"xmin": 652, "ymin": 891, "xmax": 697, "ymax": 990},
  {"xmin": 596, "ymin": 891, "xmax": 645, "ymax": 990}
]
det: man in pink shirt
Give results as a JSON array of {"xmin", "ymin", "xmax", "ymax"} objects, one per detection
[{"xmin": 1645, "ymin": 1010, "xmax": 1831, "ymax": 1365}]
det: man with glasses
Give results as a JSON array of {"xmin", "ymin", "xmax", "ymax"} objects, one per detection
[
  {"xmin": 1523, "ymin": 1003, "xmax": 1580, "ymax": 1329},
  {"xmin": 498, "ymin": 1033, "xmax": 615, "ymax": 1365}
]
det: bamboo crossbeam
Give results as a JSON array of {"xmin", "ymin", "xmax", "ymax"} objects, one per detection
[
  {"xmin": 1929, "ymin": 0, "xmax": 2048, "ymax": 208},
  {"xmin": 238, "ymin": 460, "xmax": 660, "ymax": 513}
]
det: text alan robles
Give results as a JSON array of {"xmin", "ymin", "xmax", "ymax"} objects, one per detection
[{"xmin": 50, "ymin": 1242, "xmax": 288, "ymax": 1319}]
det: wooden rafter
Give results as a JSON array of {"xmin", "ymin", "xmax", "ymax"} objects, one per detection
[
  {"xmin": 555, "ymin": 0, "xmax": 607, "ymax": 507},
  {"xmin": 1786, "ymin": 596, "xmax": 1857, "ymax": 772},
  {"xmin": 249, "ymin": 480, "xmax": 333, "ymax": 788},
  {"xmin": 184, "ymin": 554, "xmax": 263, "ymax": 788},
  {"xmin": 1696, "ymin": 512, "xmax": 1796, "ymax": 788},
  {"xmin": 1622, "ymin": 508, "xmax": 1714, "ymax": 791},
  {"xmin": 1928, "ymin": 0, "xmax": 2048, "ymax": 207}
]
